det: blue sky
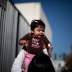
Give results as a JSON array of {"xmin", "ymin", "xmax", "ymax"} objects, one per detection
[{"xmin": 12, "ymin": 0, "xmax": 72, "ymax": 55}]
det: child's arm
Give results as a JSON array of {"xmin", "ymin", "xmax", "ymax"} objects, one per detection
[
  {"xmin": 19, "ymin": 33, "xmax": 31, "ymax": 46},
  {"xmin": 47, "ymin": 43, "xmax": 53, "ymax": 57},
  {"xmin": 19, "ymin": 39, "xmax": 27, "ymax": 45},
  {"xmin": 43, "ymin": 35, "xmax": 53, "ymax": 57}
]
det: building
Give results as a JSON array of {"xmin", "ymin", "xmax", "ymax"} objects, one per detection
[{"xmin": 51, "ymin": 59, "xmax": 65, "ymax": 72}]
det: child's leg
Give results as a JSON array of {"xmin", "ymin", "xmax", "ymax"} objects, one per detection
[{"xmin": 22, "ymin": 52, "xmax": 35, "ymax": 72}]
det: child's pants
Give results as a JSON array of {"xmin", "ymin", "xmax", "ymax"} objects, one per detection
[{"xmin": 22, "ymin": 52, "xmax": 35, "ymax": 72}]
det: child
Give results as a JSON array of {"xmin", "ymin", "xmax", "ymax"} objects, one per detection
[{"xmin": 19, "ymin": 19, "xmax": 52, "ymax": 72}]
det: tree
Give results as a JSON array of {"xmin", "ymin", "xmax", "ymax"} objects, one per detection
[
  {"xmin": 65, "ymin": 53, "xmax": 72, "ymax": 70},
  {"xmin": 62, "ymin": 52, "xmax": 67, "ymax": 60},
  {"xmin": 64, "ymin": 44, "xmax": 72, "ymax": 71}
]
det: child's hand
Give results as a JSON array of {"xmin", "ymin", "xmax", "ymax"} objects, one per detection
[
  {"xmin": 48, "ymin": 43, "xmax": 53, "ymax": 48},
  {"xmin": 19, "ymin": 40, "xmax": 28, "ymax": 47}
]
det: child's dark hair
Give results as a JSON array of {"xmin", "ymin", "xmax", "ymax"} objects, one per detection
[{"xmin": 30, "ymin": 19, "xmax": 45, "ymax": 31}]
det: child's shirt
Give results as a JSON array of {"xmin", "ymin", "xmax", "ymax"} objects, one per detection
[{"xmin": 19, "ymin": 33, "xmax": 51, "ymax": 55}]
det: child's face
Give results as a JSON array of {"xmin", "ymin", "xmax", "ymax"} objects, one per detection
[{"xmin": 32, "ymin": 26, "xmax": 45, "ymax": 38}]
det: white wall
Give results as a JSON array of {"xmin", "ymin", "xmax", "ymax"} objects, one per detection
[
  {"xmin": 40, "ymin": 7, "xmax": 52, "ymax": 41},
  {"xmin": 19, "ymin": 15, "xmax": 30, "ymax": 39},
  {"xmin": 15, "ymin": 2, "xmax": 41, "ymax": 23}
]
